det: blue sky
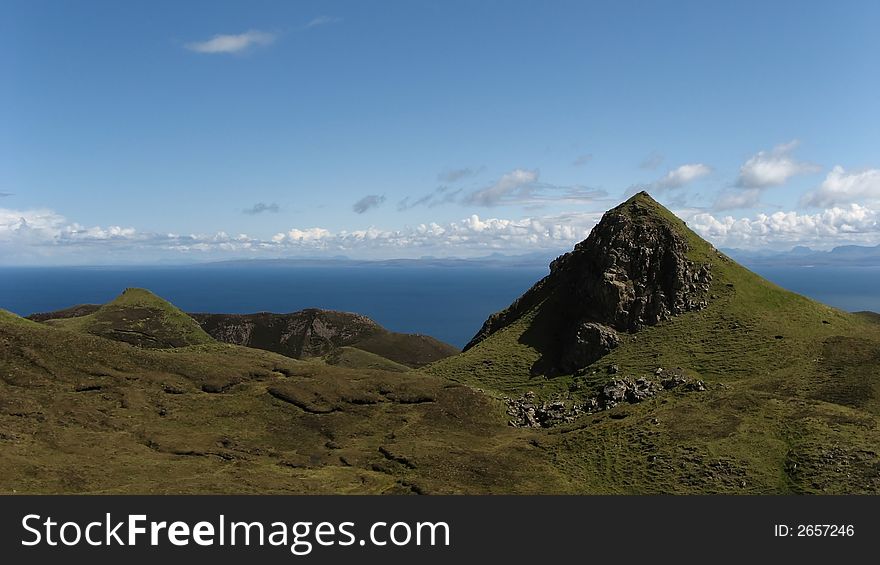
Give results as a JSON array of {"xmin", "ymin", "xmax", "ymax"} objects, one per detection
[{"xmin": 2, "ymin": 0, "xmax": 880, "ymax": 264}]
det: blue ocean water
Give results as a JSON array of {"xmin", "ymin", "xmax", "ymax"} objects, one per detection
[
  {"xmin": 0, "ymin": 266, "xmax": 547, "ymax": 348},
  {"xmin": 1, "ymin": 265, "xmax": 879, "ymax": 348}
]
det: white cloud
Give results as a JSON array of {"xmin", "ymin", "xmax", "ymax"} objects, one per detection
[
  {"xmin": 686, "ymin": 204, "xmax": 880, "ymax": 249},
  {"xmin": 0, "ymin": 205, "xmax": 603, "ymax": 264},
  {"xmin": 657, "ymin": 163, "xmax": 712, "ymax": 189},
  {"xmin": 6, "ymin": 199, "xmax": 880, "ymax": 264},
  {"xmin": 270, "ymin": 213, "xmax": 600, "ymax": 254},
  {"xmin": 185, "ymin": 30, "xmax": 276, "ymax": 54},
  {"xmin": 736, "ymin": 140, "xmax": 820, "ymax": 189},
  {"xmin": 802, "ymin": 166, "xmax": 880, "ymax": 207}
]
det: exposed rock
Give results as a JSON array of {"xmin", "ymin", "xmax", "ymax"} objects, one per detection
[
  {"xmin": 464, "ymin": 192, "xmax": 713, "ymax": 374},
  {"xmin": 559, "ymin": 322, "xmax": 619, "ymax": 373},
  {"xmin": 190, "ymin": 309, "xmax": 458, "ymax": 368},
  {"xmin": 506, "ymin": 369, "xmax": 706, "ymax": 428},
  {"xmin": 505, "ymin": 396, "xmax": 581, "ymax": 428}
]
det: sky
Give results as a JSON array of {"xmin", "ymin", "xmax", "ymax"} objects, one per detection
[{"xmin": 2, "ymin": 0, "xmax": 880, "ymax": 265}]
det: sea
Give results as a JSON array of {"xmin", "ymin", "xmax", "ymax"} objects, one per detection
[{"xmin": 2, "ymin": 264, "xmax": 879, "ymax": 348}]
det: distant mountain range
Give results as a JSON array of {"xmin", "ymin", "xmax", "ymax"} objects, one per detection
[
  {"xmin": 204, "ymin": 245, "xmax": 880, "ymax": 270},
  {"xmin": 724, "ymin": 244, "xmax": 880, "ymax": 267},
  {"xmin": 203, "ymin": 252, "xmax": 556, "ymax": 269}
]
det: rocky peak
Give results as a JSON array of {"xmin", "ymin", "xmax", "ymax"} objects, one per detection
[
  {"xmin": 465, "ymin": 191, "xmax": 713, "ymax": 374},
  {"xmin": 550, "ymin": 191, "xmax": 711, "ymax": 332}
]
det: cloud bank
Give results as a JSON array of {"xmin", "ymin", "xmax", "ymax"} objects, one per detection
[{"xmin": 802, "ymin": 166, "xmax": 880, "ymax": 208}]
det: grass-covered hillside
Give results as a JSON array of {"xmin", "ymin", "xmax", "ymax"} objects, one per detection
[
  {"xmin": 0, "ymin": 307, "xmax": 567, "ymax": 494},
  {"xmin": 43, "ymin": 288, "xmax": 214, "ymax": 349},
  {"xmin": 425, "ymin": 192, "xmax": 880, "ymax": 493},
  {"xmin": 3, "ymin": 192, "xmax": 879, "ymax": 494}
]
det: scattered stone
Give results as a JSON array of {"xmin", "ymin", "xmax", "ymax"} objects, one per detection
[
  {"xmin": 608, "ymin": 364, "xmax": 619, "ymax": 375},
  {"xmin": 507, "ymin": 368, "xmax": 706, "ymax": 428}
]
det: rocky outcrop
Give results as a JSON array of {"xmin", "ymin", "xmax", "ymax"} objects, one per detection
[
  {"xmin": 465, "ymin": 192, "xmax": 713, "ymax": 374},
  {"xmin": 191, "ymin": 309, "xmax": 458, "ymax": 368},
  {"xmin": 559, "ymin": 322, "xmax": 620, "ymax": 374},
  {"xmin": 505, "ymin": 368, "xmax": 707, "ymax": 428}
]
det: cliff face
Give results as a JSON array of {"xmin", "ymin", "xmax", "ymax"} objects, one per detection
[
  {"xmin": 192, "ymin": 309, "xmax": 383, "ymax": 359},
  {"xmin": 465, "ymin": 192, "xmax": 713, "ymax": 373},
  {"xmin": 30, "ymin": 303, "xmax": 458, "ymax": 369},
  {"xmin": 191, "ymin": 309, "xmax": 458, "ymax": 368}
]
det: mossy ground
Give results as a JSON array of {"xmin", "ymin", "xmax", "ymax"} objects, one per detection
[
  {"xmin": 3, "ymin": 195, "xmax": 879, "ymax": 494},
  {"xmin": 0, "ymin": 314, "xmax": 569, "ymax": 494},
  {"xmin": 425, "ymin": 194, "xmax": 880, "ymax": 493},
  {"xmin": 46, "ymin": 288, "xmax": 214, "ymax": 348}
]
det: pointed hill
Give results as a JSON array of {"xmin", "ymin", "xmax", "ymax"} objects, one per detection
[
  {"xmin": 427, "ymin": 192, "xmax": 874, "ymax": 400},
  {"xmin": 41, "ymin": 288, "xmax": 214, "ymax": 349}
]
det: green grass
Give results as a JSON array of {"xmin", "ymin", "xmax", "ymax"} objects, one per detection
[
  {"xmin": 0, "ymin": 303, "xmax": 570, "ymax": 494},
  {"xmin": 47, "ymin": 288, "xmax": 214, "ymax": 349},
  {"xmin": 323, "ymin": 346, "xmax": 411, "ymax": 372},
  {"xmin": 3, "ymin": 193, "xmax": 879, "ymax": 494},
  {"xmin": 424, "ymin": 192, "xmax": 880, "ymax": 493}
]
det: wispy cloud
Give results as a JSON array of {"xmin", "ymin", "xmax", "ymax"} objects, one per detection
[
  {"xmin": 352, "ymin": 194, "xmax": 386, "ymax": 214},
  {"xmin": 402, "ymin": 169, "xmax": 605, "ymax": 210},
  {"xmin": 185, "ymin": 30, "xmax": 276, "ymax": 54},
  {"xmin": 304, "ymin": 16, "xmax": 341, "ymax": 29},
  {"xmin": 640, "ymin": 152, "xmax": 664, "ymax": 170},
  {"xmin": 802, "ymin": 166, "xmax": 880, "ymax": 208},
  {"xmin": 464, "ymin": 169, "xmax": 539, "ymax": 206},
  {"xmin": 572, "ymin": 154, "xmax": 593, "ymax": 167},
  {"xmin": 398, "ymin": 186, "xmax": 462, "ymax": 211},
  {"xmin": 243, "ymin": 202, "xmax": 279, "ymax": 215},
  {"xmin": 627, "ymin": 163, "xmax": 712, "ymax": 198},
  {"xmin": 0, "ymin": 192, "xmax": 12, "ymax": 198},
  {"xmin": 713, "ymin": 189, "xmax": 762, "ymax": 211},
  {"xmin": 437, "ymin": 166, "xmax": 484, "ymax": 183}
]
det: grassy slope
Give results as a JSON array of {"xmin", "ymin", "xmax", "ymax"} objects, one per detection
[
  {"xmin": 425, "ymin": 193, "xmax": 880, "ymax": 493},
  {"xmin": 46, "ymin": 288, "xmax": 214, "ymax": 348},
  {"xmin": 0, "ymin": 310, "xmax": 569, "ymax": 494},
  {"xmin": 4, "ymin": 193, "xmax": 879, "ymax": 494},
  {"xmin": 352, "ymin": 332, "xmax": 459, "ymax": 368},
  {"xmin": 323, "ymin": 346, "xmax": 411, "ymax": 372}
]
